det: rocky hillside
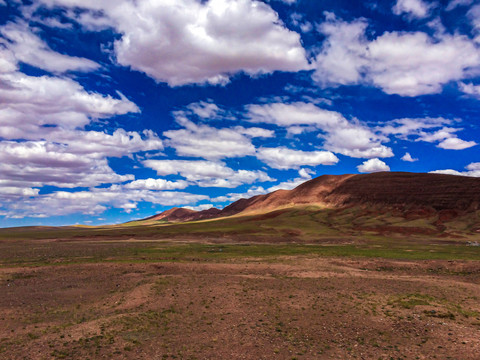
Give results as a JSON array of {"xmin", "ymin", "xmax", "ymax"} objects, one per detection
[{"xmin": 143, "ymin": 172, "xmax": 480, "ymax": 223}]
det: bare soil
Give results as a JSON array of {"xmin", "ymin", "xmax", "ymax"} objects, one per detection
[{"xmin": 2, "ymin": 255, "xmax": 480, "ymax": 359}]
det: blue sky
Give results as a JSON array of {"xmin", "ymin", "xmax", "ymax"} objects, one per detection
[{"xmin": 0, "ymin": 0, "xmax": 479, "ymax": 227}]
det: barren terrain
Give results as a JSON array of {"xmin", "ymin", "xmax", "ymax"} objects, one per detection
[{"xmin": 1, "ymin": 235, "xmax": 480, "ymax": 359}]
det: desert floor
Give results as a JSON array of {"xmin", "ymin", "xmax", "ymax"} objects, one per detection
[{"xmin": 1, "ymin": 238, "xmax": 480, "ymax": 359}]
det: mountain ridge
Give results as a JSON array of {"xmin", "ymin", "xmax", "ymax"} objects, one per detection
[{"xmin": 142, "ymin": 172, "xmax": 480, "ymax": 224}]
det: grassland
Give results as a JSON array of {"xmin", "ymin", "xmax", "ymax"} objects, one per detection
[{"xmin": 1, "ymin": 206, "xmax": 480, "ymax": 359}]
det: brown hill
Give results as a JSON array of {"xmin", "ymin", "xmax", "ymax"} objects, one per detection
[
  {"xmin": 143, "ymin": 172, "xmax": 480, "ymax": 223},
  {"xmin": 145, "ymin": 207, "xmax": 222, "ymax": 223},
  {"xmin": 225, "ymin": 172, "xmax": 480, "ymax": 214},
  {"xmin": 145, "ymin": 207, "xmax": 197, "ymax": 222}
]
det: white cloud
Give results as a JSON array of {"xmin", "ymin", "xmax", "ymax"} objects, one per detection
[
  {"xmin": 267, "ymin": 167, "xmax": 313, "ymax": 192},
  {"xmin": 430, "ymin": 162, "xmax": 480, "ymax": 177},
  {"xmin": 0, "ymin": 185, "xmax": 39, "ymax": 198},
  {"xmin": 393, "ymin": 0, "xmax": 433, "ymax": 19},
  {"xmin": 33, "ymin": 16, "xmax": 74, "ymax": 30},
  {"xmin": 256, "ymin": 147, "xmax": 338, "ymax": 170},
  {"xmin": 44, "ymin": 128, "xmax": 163, "ymax": 158},
  {"xmin": 446, "ymin": 0, "xmax": 473, "ymax": 11},
  {"xmin": 290, "ymin": 12, "xmax": 313, "ymax": 33},
  {"xmin": 185, "ymin": 204, "xmax": 218, "ymax": 211},
  {"xmin": 382, "ymin": 117, "xmax": 476, "ymax": 150},
  {"xmin": 467, "ymin": 162, "xmax": 480, "ymax": 170},
  {"xmin": 1, "ymin": 186, "xmax": 209, "ymax": 219},
  {"xmin": 368, "ymin": 32, "xmax": 479, "ymax": 96},
  {"xmin": 430, "ymin": 169, "xmax": 463, "ymax": 176},
  {"xmin": 459, "ymin": 82, "xmax": 480, "ymax": 99},
  {"xmin": 276, "ymin": 0, "xmax": 297, "ymax": 4},
  {"xmin": 437, "ymin": 137, "xmax": 477, "ymax": 150},
  {"xmin": 401, "ymin": 152, "xmax": 418, "ymax": 162},
  {"xmin": 0, "ymin": 125, "xmax": 163, "ymax": 199},
  {"xmin": 313, "ymin": 17, "xmax": 369, "ymax": 87},
  {"xmin": 164, "ymin": 117, "xmax": 255, "ymax": 160},
  {"xmin": 211, "ymin": 168, "xmax": 316, "ymax": 203},
  {"xmin": 234, "ymin": 126, "xmax": 275, "ymax": 138},
  {"xmin": 0, "ymin": 85, "xmax": 160, "ymax": 189},
  {"xmin": 313, "ymin": 16, "xmax": 480, "ymax": 96},
  {"xmin": 0, "ymin": 49, "xmax": 160, "ymax": 194},
  {"xmin": 0, "ymin": 72, "xmax": 139, "ymax": 139},
  {"xmin": 248, "ymin": 102, "xmax": 393, "ymax": 158},
  {"xmin": 143, "ymin": 159, "xmax": 274, "ymax": 188},
  {"xmin": 298, "ymin": 168, "xmax": 315, "ymax": 179},
  {"xmin": 124, "ymin": 178, "xmax": 189, "ymax": 190},
  {"xmin": 0, "ymin": 141, "xmax": 135, "ymax": 188},
  {"xmin": 0, "ymin": 22, "xmax": 99, "ymax": 73},
  {"xmin": 0, "ymin": 47, "xmax": 17, "ymax": 73},
  {"xmin": 382, "ymin": 117, "xmax": 449, "ymax": 137},
  {"xmin": 211, "ymin": 186, "xmax": 268, "ymax": 203},
  {"xmin": 357, "ymin": 158, "xmax": 390, "ymax": 173},
  {"xmin": 468, "ymin": 5, "xmax": 480, "ymax": 38},
  {"xmin": 187, "ymin": 101, "xmax": 222, "ymax": 119},
  {"xmin": 39, "ymin": 0, "xmax": 309, "ymax": 86},
  {"xmin": 0, "ymin": 14, "xmax": 180, "ymax": 219}
]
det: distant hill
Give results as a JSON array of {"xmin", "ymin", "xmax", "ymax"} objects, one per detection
[
  {"xmin": 141, "ymin": 172, "xmax": 480, "ymax": 226},
  {"xmin": 144, "ymin": 207, "xmax": 221, "ymax": 222}
]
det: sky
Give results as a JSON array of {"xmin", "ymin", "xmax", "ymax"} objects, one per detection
[{"xmin": 0, "ymin": 0, "xmax": 479, "ymax": 227}]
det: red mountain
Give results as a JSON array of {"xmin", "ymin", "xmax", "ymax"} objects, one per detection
[{"xmin": 144, "ymin": 172, "xmax": 480, "ymax": 223}]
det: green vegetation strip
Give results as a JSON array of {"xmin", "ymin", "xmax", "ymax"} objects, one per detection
[{"xmin": 1, "ymin": 242, "xmax": 480, "ymax": 268}]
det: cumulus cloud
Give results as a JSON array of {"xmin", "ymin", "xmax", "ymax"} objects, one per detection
[
  {"xmin": 437, "ymin": 137, "xmax": 477, "ymax": 150},
  {"xmin": 124, "ymin": 178, "xmax": 189, "ymax": 190},
  {"xmin": 186, "ymin": 101, "xmax": 222, "ymax": 119},
  {"xmin": 143, "ymin": 159, "xmax": 274, "ymax": 188},
  {"xmin": 211, "ymin": 186, "xmax": 269, "ymax": 203},
  {"xmin": 382, "ymin": 117, "xmax": 476, "ymax": 150},
  {"xmin": 1, "ymin": 186, "xmax": 209, "ymax": 219},
  {"xmin": 446, "ymin": 0, "xmax": 473, "ymax": 11},
  {"xmin": 248, "ymin": 102, "xmax": 393, "ymax": 158},
  {"xmin": 0, "ymin": 128, "xmax": 163, "ymax": 194},
  {"xmin": 0, "ymin": 22, "xmax": 99, "ymax": 73},
  {"xmin": 392, "ymin": 0, "xmax": 433, "ymax": 19},
  {"xmin": 267, "ymin": 167, "xmax": 314, "ymax": 192},
  {"xmin": 211, "ymin": 168, "xmax": 315, "ymax": 203},
  {"xmin": 0, "ymin": 141, "xmax": 134, "ymax": 189},
  {"xmin": 368, "ymin": 32, "xmax": 479, "ymax": 96},
  {"xmin": 468, "ymin": 5, "xmax": 480, "ymax": 37},
  {"xmin": 39, "ymin": 0, "xmax": 309, "ymax": 86},
  {"xmin": 357, "ymin": 158, "xmax": 390, "ymax": 173},
  {"xmin": 313, "ymin": 17, "xmax": 369, "ymax": 87},
  {"xmin": 459, "ymin": 82, "xmax": 480, "ymax": 99},
  {"xmin": 0, "ymin": 31, "xmax": 162, "ymax": 195},
  {"xmin": 0, "ymin": 71, "xmax": 139, "ymax": 139},
  {"xmin": 0, "ymin": 28, "xmax": 164, "ymax": 215},
  {"xmin": 430, "ymin": 162, "xmax": 480, "ymax": 177},
  {"xmin": 0, "ymin": 179, "xmax": 40, "ymax": 199},
  {"xmin": 313, "ymin": 16, "xmax": 480, "ymax": 96},
  {"xmin": 185, "ymin": 204, "xmax": 219, "ymax": 211},
  {"xmin": 401, "ymin": 152, "xmax": 418, "ymax": 162},
  {"xmin": 164, "ymin": 115, "xmax": 255, "ymax": 160},
  {"xmin": 234, "ymin": 126, "xmax": 275, "ymax": 138},
  {"xmin": 48, "ymin": 129, "xmax": 163, "ymax": 157},
  {"xmin": 0, "ymin": 47, "xmax": 17, "ymax": 73},
  {"xmin": 256, "ymin": 147, "xmax": 338, "ymax": 170}
]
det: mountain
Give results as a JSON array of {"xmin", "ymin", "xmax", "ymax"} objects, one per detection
[
  {"xmin": 143, "ymin": 207, "xmax": 221, "ymax": 222},
  {"xmin": 144, "ymin": 172, "xmax": 480, "ymax": 225}
]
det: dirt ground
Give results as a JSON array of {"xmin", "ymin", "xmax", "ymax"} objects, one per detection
[{"xmin": 1, "ymin": 255, "xmax": 480, "ymax": 360}]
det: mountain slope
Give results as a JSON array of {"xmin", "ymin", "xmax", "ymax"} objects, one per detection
[
  {"xmin": 227, "ymin": 172, "xmax": 480, "ymax": 214},
  {"xmin": 143, "ymin": 172, "xmax": 480, "ymax": 229},
  {"xmin": 144, "ymin": 207, "xmax": 221, "ymax": 222}
]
